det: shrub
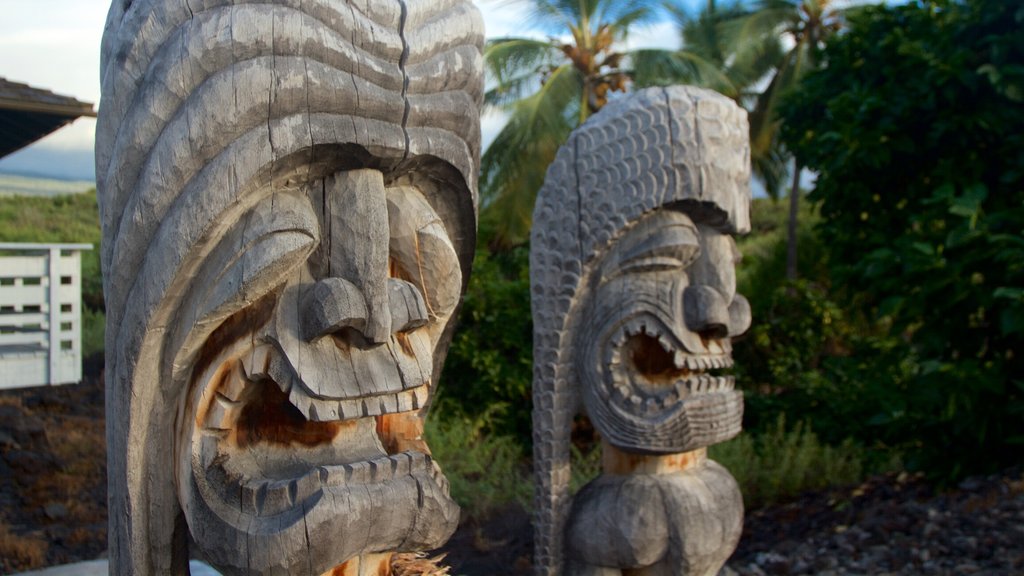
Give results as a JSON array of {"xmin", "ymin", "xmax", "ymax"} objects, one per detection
[
  {"xmin": 780, "ymin": 0, "xmax": 1024, "ymax": 478},
  {"xmin": 439, "ymin": 244, "xmax": 533, "ymax": 443},
  {"xmin": 425, "ymin": 408, "xmax": 533, "ymax": 518}
]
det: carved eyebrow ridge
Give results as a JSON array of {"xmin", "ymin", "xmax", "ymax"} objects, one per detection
[{"xmin": 613, "ymin": 223, "xmax": 701, "ymax": 274}]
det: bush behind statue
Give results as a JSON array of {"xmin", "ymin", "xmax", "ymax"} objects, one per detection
[{"xmin": 779, "ymin": 0, "xmax": 1024, "ymax": 479}]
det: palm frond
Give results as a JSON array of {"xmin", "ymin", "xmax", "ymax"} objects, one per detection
[
  {"xmin": 752, "ymin": 141, "xmax": 790, "ymax": 200},
  {"xmin": 480, "ymin": 64, "xmax": 583, "ymax": 246},
  {"xmin": 485, "ymin": 38, "xmax": 561, "ymax": 84},
  {"xmin": 629, "ymin": 49, "xmax": 738, "ymax": 96},
  {"xmin": 485, "ymin": 71, "xmax": 548, "ymax": 109}
]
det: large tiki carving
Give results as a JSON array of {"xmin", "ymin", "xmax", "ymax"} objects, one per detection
[
  {"xmin": 96, "ymin": 2, "xmax": 482, "ymax": 574},
  {"xmin": 531, "ymin": 86, "xmax": 752, "ymax": 576}
]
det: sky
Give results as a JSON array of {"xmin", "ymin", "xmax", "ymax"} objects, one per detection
[{"xmin": 0, "ymin": 0, "xmax": 683, "ymax": 180}]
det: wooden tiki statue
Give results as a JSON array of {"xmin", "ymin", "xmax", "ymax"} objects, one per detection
[
  {"xmin": 531, "ymin": 86, "xmax": 752, "ymax": 576},
  {"xmin": 95, "ymin": 1, "xmax": 483, "ymax": 574}
]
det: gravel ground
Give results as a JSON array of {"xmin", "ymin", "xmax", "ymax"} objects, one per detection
[{"xmin": 726, "ymin": 469, "xmax": 1024, "ymax": 576}]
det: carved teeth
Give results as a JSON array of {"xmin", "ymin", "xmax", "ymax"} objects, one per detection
[
  {"xmin": 346, "ymin": 461, "xmax": 372, "ymax": 483},
  {"xmin": 675, "ymin": 380, "xmax": 688, "ymax": 396},
  {"xmin": 339, "ymin": 399, "xmax": 360, "ymax": 420},
  {"xmin": 299, "ymin": 387, "xmax": 426, "ymax": 422},
  {"xmin": 239, "ymin": 345, "xmax": 273, "ymax": 386},
  {"xmin": 396, "ymin": 390, "xmax": 414, "ymax": 412},
  {"xmin": 204, "ymin": 394, "xmax": 238, "ymax": 431},
  {"xmin": 242, "ymin": 481, "xmax": 268, "ymax": 515},
  {"xmin": 412, "ymin": 386, "xmax": 428, "ymax": 409},
  {"xmin": 389, "ymin": 453, "xmax": 412, "ymax": 477},
  {"xmin": 657, "ymin": 335, "xmax": 672, "ymax": 352},
  {"xmin": 662, "ymin": 392, "xmax": 679, "ymax": 407},
  {"xmin": 200, "ymin": 435, "xmax": 220, "ymax": 470},
  {"xmin": 220, "ymin": 450, "xmax": 439, "ymax": 518},
  {"xmin": 241, "ymin": 479, "xmax": 296, "ymax": 516}
]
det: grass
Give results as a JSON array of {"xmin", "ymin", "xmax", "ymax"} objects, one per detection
[
  {"xmin": 425, "ymin": 408, "xmax": 533, "ymax": 517},
  {"xmin": 710, "ymin": 414, "xmax": 873, "ymax": 508},
  {"xmin": 0, "ymin": 189, "xmax": 102, "ymax": 305},
  {"xmin": 81, "ymin": 307, "xmax": 105, "ymax": 358},
  {"xmin": 0, "ymin": 189, "xmax": 105, "ymax": 357},
  {"xmin": 0, "ymin": 524, "xmax": 47, "ymax": 573},
  {"xmin": 426, "ymin": 410, "xmax": 877, "ymax": 519}
]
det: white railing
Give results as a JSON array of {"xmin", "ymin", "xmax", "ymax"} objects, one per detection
[{"xmin": 0, "ymin": 243, "xmax": 93, "ymax": 389}]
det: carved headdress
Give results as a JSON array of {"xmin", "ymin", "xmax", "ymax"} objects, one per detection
[
  {"xmin": 97, "ymin": 1, "xmax": 482, "ymax": 574},
  {"xmin": 531, "ymin": 86, "xmax": 751, "ymax": 575}
]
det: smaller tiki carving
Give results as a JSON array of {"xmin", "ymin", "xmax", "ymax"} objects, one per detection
[{"xmin": 531, "ymin": 86, "xmax": 752, "ymax": 576}]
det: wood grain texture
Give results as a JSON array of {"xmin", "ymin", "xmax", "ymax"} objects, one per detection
[
  {"xmin": 530, "ymin": 86, "xmax": 751, "ymax": 576},
  {"xmin": 97, "ymin": 1, "xmax": 482, "ymax": 574}
]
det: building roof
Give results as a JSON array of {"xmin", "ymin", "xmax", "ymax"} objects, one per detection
[{"xmin": 0, "ymin": 77, "xmax": 97, "ymax": 159}]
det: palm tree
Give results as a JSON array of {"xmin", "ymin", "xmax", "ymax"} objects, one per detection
[
  {"xmin": 633, "ymin": 0, "xmax": 789, "ymax": 198},
  {"xmin": 480, "ymin": 0, "xmax": 660, "ymax": 248},
  {"xmin": 737, "ymin": 0, "xmax": 849, "ymax": 280}
]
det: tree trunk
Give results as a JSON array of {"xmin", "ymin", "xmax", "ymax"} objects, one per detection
[{"xmin": 786, "ymin": 159, "xmax": 801, "ymax": 281}]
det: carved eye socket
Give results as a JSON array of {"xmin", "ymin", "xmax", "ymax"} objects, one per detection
[
  {"xmin": 608, "ymin": 223, "xmax": 701, "ymax": 277},
  {"xmin": 386, "ymin": 186, "xmax": 462, "ymax": 322},
  {"xmin": 198, "ymin": 192, "xmax": 319, "ymax": 322}
]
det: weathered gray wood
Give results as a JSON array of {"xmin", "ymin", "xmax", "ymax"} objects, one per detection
[
  {"xmin": 530, "ymin": 86, "xmax": 752, "ymax": 576},
  {"xmin": 97, "ymin": 1, "xmax": 482, "ymax": 574}
]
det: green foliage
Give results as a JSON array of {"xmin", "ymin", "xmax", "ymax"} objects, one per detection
[
  {"xmin": 424, "ymin": 409, "xmax": 533, "ymax": 518},
  {"xmin": 426, "ymin": 409, "xmax": 870, "ymax": 516},
  {"xmin": 81, "ymin": 308, "xmax": 105, "ymax": 358},
  {"xmin": 439, "ymin": 245, "xmax": 534, "ymax": 442},
  {"xmin": 711, "ymin": 415, "xmax": 871, "ymax": 507},
  {"xmin": 735, "ymin": 279, "xmax": 916, "ymax": 458},
  {"xmin": 424, "ymin": 409, "xmax": 602, "ymax": 519},
  {"xmin": 780, "ymin": 0, "xmax": 1024, "ymax": 478},
  {"xmin": 0, "ymin": 190, "xmax": 103, "ymax": 311}
]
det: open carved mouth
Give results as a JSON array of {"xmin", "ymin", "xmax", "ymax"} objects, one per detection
[
  {"xmin": 604, "ymin": 318, "xmax": 735, "ymax": 418},
  {"xmin": 180, "ymin": 290, "xmax": 459, "ymax": 568},
  {"xmin": 192, "ymin": 346, "xmax": 449, "ymax": 519}
]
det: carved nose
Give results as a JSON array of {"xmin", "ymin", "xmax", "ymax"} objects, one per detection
[
  {"xmin": 300, "ymin": 277, "xmax": 428, "ymax": 343},
  {"xmin": 727, "ymin": 294, "xmax": 752, "ymax": 337},
  {"xmin": 683, "ymin": 285, "xmax": 730, "ymax": 339},
  {"xmin": 324, "ymin": 169, "xmax": 391, "ymax": 344}
]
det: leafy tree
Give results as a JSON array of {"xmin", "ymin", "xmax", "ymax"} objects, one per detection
[
  {"xmin": 737, "ymin": 0, "xmax": 851, "ymax": 279},
  {"xmin": 481, "ymin": 0, "xmax": 660, "ymax": 248},
  {"xmin": 780, "ymin": 0, "xmax": 1024, "ymax": 478}
]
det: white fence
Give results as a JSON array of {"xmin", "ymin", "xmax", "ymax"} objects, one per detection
[{"xmin": 0, "ymin": 243, "xmax": 92, "ymax": 389}]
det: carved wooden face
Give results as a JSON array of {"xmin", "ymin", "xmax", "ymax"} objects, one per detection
[
  {"xmin": 175, "ymin": 169, "xmax": 462, "ymax": 574},
  {"xmin": 576, "ymin": 209, "xmax": 752, "ymax": 454}
]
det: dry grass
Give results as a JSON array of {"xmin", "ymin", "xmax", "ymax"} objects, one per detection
[
  {"xmin": 391, "ymin": 553, "xmax": 450, "ymax": 576},
  {"xmin": 0, "ymin": 395, "xmax": 23, "ymax": 408},
  {"xmin": 12, "ymin": 412, "xmax": 108, "ymax": 531},
  {"xmin": 0, "ymin": 524, "xmax": 48, "ymax": 572}
]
